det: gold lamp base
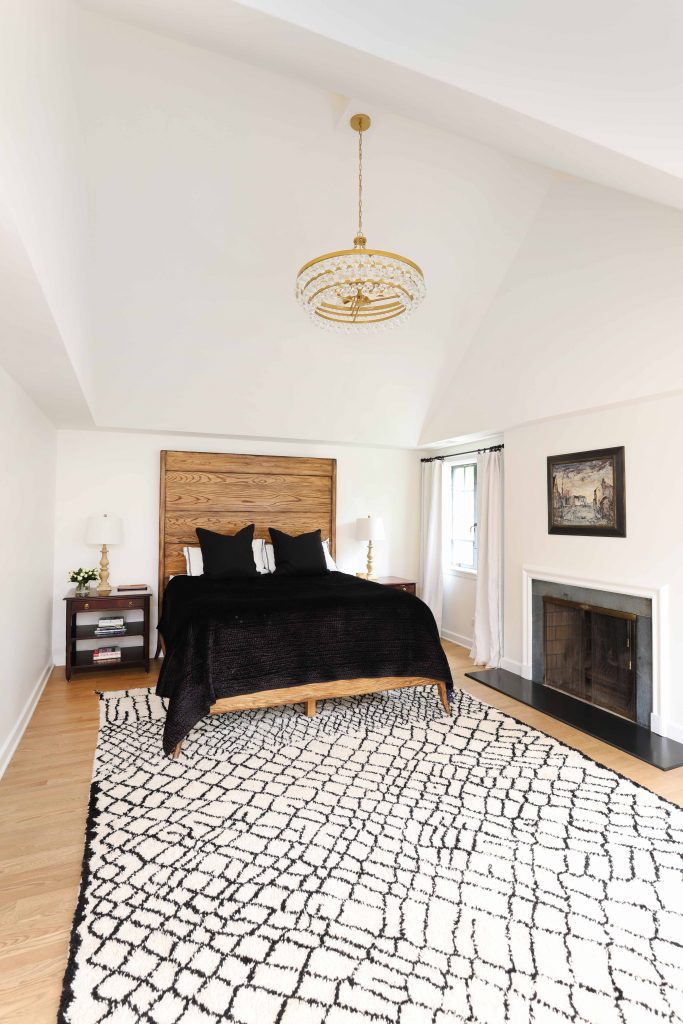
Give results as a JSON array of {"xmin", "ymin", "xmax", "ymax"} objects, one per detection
[{"xmin": 96, "ymin": 543, "xmax": 112, "ymax": 596}]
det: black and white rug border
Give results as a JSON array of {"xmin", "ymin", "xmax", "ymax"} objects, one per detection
[{"xmin": 58, "ymin": 778, "xmax": 102, "ymax": 1024}]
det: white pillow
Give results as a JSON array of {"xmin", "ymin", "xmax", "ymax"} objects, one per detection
[
  {"xmin": 264, "ymin": 537, "xmax": 337, "ymax": 572},
  {"xmin": 323, "ymin": 539, "xmax": 338, "ymax": 571},
  {"xmin": 183, "ymin": 545, "xmax": 204, "ymax": 576},
  {"xmin": 253, "ymin": 539, "xmax": 269, "ymax": 574},
  {"xmin": 183, "ymin": 539, "xmax": 268, "ymax": 576}
]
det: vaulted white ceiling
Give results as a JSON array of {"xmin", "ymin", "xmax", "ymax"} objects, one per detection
[
  {"xmin": 82, "ymin": 0, "xmax": 683, "ymax": 210},
  {"xmin": 2, "ymin": 0, "xmax": 683, "ymax": 447},
  {"xmin": 254, "ymin": 0, "xmax": 683, "ymax": 183}
]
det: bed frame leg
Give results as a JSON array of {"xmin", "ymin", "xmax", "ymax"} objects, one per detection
[
  {"xmin": 437, "ymin": 681, "xmax": 451, "ymax": 716},
  {"xmin": 172, "ymin": 741, "xmax": 183, "ymax": 759},
  {"xmin": 305, "ymin": 699, "xmax": 316, "ymax": 717}
]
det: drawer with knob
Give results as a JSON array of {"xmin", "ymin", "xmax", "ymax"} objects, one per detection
[
  {"xmin": 70, "ymin": 596, "xmax": 146, "ymax": 612},
  {"xmin": 372, "ymin": 577, "xmax": 416, "ymax": 595}
]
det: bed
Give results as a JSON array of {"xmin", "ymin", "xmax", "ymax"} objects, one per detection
[{"xmin": 155, "ymin": 450, "xmax": 453, "ymax": 755}]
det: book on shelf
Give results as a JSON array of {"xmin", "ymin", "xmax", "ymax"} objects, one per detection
[
  {"xmin": 93, "ymin": 646, "xmax": 122, "ymax": 662},
  {"xmin": 94, "ymin": 627, "xmax": 127, "ymax": 637},
  {"xmin": 98, "ymin": 617, "xmax": 125, "ymax": 628}
]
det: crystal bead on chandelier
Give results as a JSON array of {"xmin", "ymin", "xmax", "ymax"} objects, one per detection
[{"xmin": 295, "ymin": 114, "xmax": 425, "ymax": 331}]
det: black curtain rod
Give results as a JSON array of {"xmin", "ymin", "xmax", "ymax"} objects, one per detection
[{"xmin": 420, "ymin": 443, "xmax": 504, "ymax": 463}]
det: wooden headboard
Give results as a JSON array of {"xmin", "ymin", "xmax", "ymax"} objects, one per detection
[{"xmin": 158, "ymin": 450, "xmax": 337, "ymax": 603}]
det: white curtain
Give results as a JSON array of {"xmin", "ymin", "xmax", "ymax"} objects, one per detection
[
  {"xmin": 470, "ymin": 449, "xmax": 503, "ymax": 667},
  {"xmin": 420, "ymin": 460, "xmax": 445, "ymax": 632}
]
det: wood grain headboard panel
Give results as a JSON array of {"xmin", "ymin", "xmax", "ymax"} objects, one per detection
[{"xmin": 158, "ymin": 450, "xmax": 337, "ymax": 601}]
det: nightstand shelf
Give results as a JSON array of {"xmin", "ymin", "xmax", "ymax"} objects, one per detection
[
  {"xmin": 64, "ymin": 588, "xmax": 152, "ymax": 680},
  {"xmin": 72, "ymin": 647, "xmax": 148, "ymax": 670},
  {"xmin": 73, "ymin": 621, "xmax": 146, "ymax": 641}
]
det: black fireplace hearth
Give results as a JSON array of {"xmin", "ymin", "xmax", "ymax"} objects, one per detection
[{"xmin": 464, "ymin": 667, "xmax": 683, "ymax": 771}]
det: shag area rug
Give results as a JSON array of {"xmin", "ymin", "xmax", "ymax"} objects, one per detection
[{"xmin": 59, "ymin": 686, "xmax": 683, "ymax": 1024}]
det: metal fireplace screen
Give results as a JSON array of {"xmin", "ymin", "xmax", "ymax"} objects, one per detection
[{"xmin": 543, "ymin": 596, "xmax": 636, "ymax": 721}]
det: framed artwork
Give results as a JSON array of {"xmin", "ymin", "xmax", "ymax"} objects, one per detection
[{"xmin": 547, "ymin": 446, "xmax": 626, "ymax": 537}]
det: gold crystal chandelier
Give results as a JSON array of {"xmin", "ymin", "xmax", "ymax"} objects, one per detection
[{"xmin": 295, "ymin": 114, "xmax": 425, "ymax": 331}]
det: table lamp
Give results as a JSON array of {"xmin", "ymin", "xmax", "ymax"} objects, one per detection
[
  {"xmin": 86, "ymin": 513, "xmax": 122, "ymax": 596},
  {"xmin": 355, "ymin": 515, "xmax": 385, "ymax": 579}
]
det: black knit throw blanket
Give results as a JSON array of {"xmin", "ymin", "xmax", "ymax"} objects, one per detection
[{"xmin": 156, "ymin": 572, "xmax": 452, "ymax": 754}]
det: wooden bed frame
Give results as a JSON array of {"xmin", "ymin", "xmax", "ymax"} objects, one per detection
[{"xmin": 157, "ymin": 450, "xmax": 449, "ymax": 755}]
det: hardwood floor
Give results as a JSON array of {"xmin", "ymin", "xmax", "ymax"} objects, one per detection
[{"xmin": 1, "ymin": 641, "xmax": 682, "ymax": 1023}]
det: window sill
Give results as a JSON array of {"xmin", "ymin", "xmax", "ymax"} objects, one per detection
[{"xmin": 445, "ymin": 566, "xmax": 478, "ymax": 580}]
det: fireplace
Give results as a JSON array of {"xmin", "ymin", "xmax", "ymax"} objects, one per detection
[
  {"xmin": 543, "ymin": 597, "xmax": 636, "ymax": 721},
  {"xmin": 530, "ymin": 578, "xmax": 653, "ymax": 728},
  {"xmin": 464, "ymin": 571, "xmax": 681, "ymax": 769}
]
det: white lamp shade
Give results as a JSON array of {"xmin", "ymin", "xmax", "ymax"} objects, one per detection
[
  {"xmin": 355, "ymin": 515, "xmax": 385, "ymax": 542},
  {"xmin": 86, "ymin": 513, "xmax": 122, "ymax": 545}
]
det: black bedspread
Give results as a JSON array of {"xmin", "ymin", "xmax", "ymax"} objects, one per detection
[{"xmin": 156, "ymin": 572, "xmax": 452, "ymax": 754}]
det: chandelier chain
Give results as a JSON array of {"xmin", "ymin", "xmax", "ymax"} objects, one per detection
[{"xmin": 358, "ymin": 128, "xmax": 363, "ymax": 238}]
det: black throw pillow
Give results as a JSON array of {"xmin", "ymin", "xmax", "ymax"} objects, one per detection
[
  {"xmin": 196, "ymin": 525, "xmax": 257, "ymax": 579},
  {"xmin": 269, "ymin": 527, "xmax": 328, "ymax": 576}
]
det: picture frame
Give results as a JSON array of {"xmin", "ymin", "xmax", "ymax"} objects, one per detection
[{"xmin": 547, "ymin": 446, "xmax": 626, "ymax": 537}]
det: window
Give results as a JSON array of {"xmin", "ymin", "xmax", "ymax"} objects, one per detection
[{"xmin": 450, "ymin": 462, "xmax": 477, "ymax": 571}]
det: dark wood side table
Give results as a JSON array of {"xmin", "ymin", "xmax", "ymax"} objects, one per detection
[
  {"xmin": 373, "ymin": 576, "xmax": 417, "ymax": 595},
  {"xmin": 64, "ymin": 588, "xmax": 152, "ymax": 680}
]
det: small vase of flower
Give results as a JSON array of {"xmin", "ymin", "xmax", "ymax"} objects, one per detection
[{"xmin": 69, "ymin": 568, "xmax": 99, "ymax": 597}]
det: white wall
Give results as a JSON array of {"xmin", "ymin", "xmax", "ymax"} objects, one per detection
[
  {"xmin": 52, "ymin": 430, "xmax": 421, "ymax": 663},
  {"xmin": 0, "ymin": 0, "xmax": 92, "ymax": 399},
  {"xmin": 0, "ymin": 367, "xmax": 56, "ymax": 775},
  {"xmin": 503, "ymin": 392, "xmax": 683, "ymax": 735}
]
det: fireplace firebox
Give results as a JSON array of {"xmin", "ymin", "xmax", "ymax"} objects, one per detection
[{"xmin": 543, "ymin": 596, "xmax": 636, "ymax": 722}]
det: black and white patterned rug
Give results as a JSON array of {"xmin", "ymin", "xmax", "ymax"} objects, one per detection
[{"xmin": 59, "ymin": 686, "xmax": 683, "ymax": 1024}]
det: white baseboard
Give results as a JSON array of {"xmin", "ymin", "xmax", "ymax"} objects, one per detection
[
  {"xmin": 0, "ymin": 661, "xmax": 53, "ymax": 780},
  {"xmin": 650, "ymin": 713, "xmax": 683, "ymax": 743},
  {"xmin": 441, "ymin": 629, "xmax": 472, "ymax": 650},
  {"xmin": 500, "ymin": 657, "xmax": 525, "ymax": 676}
]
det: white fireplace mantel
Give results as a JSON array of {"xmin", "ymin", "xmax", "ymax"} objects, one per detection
[{"xmin": 519, "ymin": 566, "xmax": 670, "ymax": 739}]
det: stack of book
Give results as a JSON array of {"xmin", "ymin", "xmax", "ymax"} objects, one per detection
[
  {"xmin": 93, "ymin": 646, "xmax": 122, "ymax": 664},
  {"xmin": 95, "ymin": 616, "xmax": 126, "ymax": 637}
]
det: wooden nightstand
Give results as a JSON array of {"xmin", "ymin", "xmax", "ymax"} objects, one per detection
[
  {"xmin": 373, "ymin": 577, "xmax": 417, "ymax": 595},
  {"xmin": 64, "ymin": 588, "xmax": 152, "ymax": 680}
]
